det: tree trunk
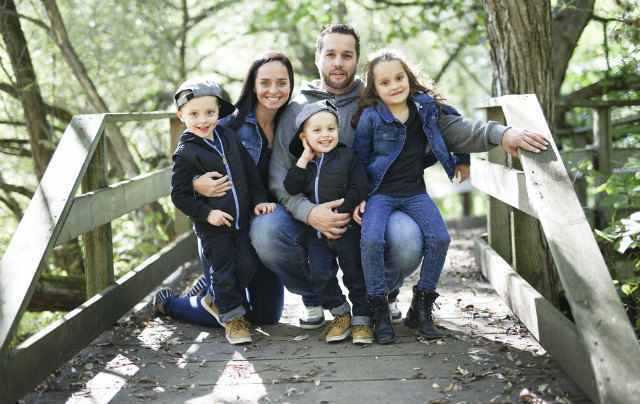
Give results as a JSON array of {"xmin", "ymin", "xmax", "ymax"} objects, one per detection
[
  {"xmin": 0, "ymin": 0, "xmax": 53, "ymax": 179},
  {"xmin": 28, "ymin": 275, "xmax": 85, "ymax": 311},
  {"xmin": 483, "ymin": 0, "xmax": 562, "ymax": 307},
  {"xmin": 551, "ymin": 0, "xmax": 595, "ymax": 100},
  {"xmin": 483, "ymin": 0, "xmax": 554, "ymax": 123},
  {"xmin": 41, "ymin": 0, "xmax": 175, "ymax": 238},
  {"xmin": 41, "ymin": 0, "xmax": 138, "ymax": 179},
  {"xmin": 1, "ymin": 0, "xmax": 86, "ymax": 281}
]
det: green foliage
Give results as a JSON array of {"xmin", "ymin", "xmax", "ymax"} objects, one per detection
[
  {"xmin": 592, "ymin": 155, "xmax": 640, "ymax": 331},
  {"xmin": 595, "ymin": 157, "xmax": 640, "ymax": 210}
]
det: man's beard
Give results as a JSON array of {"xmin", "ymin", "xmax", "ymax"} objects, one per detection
[{"xmin": 322, "ymin": 69, "xmax": 355, "ymax": 91}]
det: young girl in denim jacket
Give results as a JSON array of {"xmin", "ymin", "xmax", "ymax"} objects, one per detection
[{"xmin": 353, "ymin": 50, "xmax": 548, "ymax": 344}]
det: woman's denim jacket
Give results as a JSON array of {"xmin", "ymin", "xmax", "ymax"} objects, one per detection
[
  {"xmin": 353, "ymin": 92, "xmax": 464, "ymax": 194},
  {"xmin": 218, "ymin": 111, "xmax": 263, "ymax": 165}
]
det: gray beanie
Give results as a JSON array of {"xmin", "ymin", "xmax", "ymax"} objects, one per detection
[{"xmin": 174, "ymin": 76, "xmax": 235, "ymax": 118}]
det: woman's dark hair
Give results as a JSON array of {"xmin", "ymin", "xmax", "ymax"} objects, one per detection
[
  {"xmin": 231, "ymin": 51, "xmax": 294, "ymax": 130},
  {"xmin": 351, "ymin": 49, "xmax": 445, "ymax": 128}
]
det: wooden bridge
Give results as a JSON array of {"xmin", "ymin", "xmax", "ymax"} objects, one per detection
[{"xmin": 1, "ymin": 96, "xmax": 639, "ymax": 403}]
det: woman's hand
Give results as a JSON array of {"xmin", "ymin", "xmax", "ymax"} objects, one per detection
[
  {"xmin": 254, "ymin": 202, "xmax": 276, "ymax": 215},
  {"xmin": 193, "ymin": 171, "xmax": 231, "ymax": 197},
  {"xmin": 207, "ymin": 210, "xmax": 233, "ymax": 227},
  {"xmin": 352, "ymin": 200, "xmax": 366, "ymax": 225},
  {"xmin": 501, "ymin": 128, "xmax": 549, "ymax": 157}
]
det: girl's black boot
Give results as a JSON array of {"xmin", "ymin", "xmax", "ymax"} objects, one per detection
[
  {"xmin": 404, "ymin": 286, "xmax": 443, "ymax": 339},
  {"xmin": 368, "ymin": 295, "xmax": 395, "ymax": 344}
]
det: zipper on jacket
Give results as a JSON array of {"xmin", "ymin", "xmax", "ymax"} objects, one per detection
[
  {"xmin": 204, "ymin": 134, "xmax": 241, "ymax": 231},
  {"xmin": 311, "ymin": 153, "xmax": 325, "ymax": 239}
]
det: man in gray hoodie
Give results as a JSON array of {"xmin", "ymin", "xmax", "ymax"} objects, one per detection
[{"xmin": 247, "ymin": 23, "xmax": 546, "ymax": 331}]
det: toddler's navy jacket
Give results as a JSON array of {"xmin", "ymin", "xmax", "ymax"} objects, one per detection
[{"xmin": 283, "ymin": 144, "xmax": 369, "ymax": 215}]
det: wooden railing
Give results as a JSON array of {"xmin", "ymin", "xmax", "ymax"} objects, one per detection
[
  {"xmin": 556, "ymin": 100, "xmax": 640, "ymax": 226},
  {"xmin": 471, "ymin": 95, "xmax": 640, "ymax": 404},
  {"xmin": 0, "ymin": 112, "xmax": 197, "ymax": 402}
]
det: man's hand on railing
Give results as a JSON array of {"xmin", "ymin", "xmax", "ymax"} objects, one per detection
[
  {"xmin": 193, "ymin": 171, "xmax": 231, "ymax": 197},
  {"xmin": 500, "ymin": 128, "xmax": 549, "ymax": 157}
]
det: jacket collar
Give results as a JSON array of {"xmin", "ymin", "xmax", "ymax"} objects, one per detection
[{"xmin": 374, "ymin": 92, "xmax": 438, "ymax": 123}]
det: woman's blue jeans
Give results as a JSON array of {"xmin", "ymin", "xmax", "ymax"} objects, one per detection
[{"xmin": 361, "ymin": 193, "xmax": 450, "ymax": 296}]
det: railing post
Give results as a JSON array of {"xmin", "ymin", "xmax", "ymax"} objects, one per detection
[
  {"xmin": 81, "ymin": 132, "xmax": 114, "ymax": 297},
  {"xmin": 170, "ymin": 117, "xmax": 191, "ymax": 235},
  {"xmin": 485, "ymin": 107, "xmax": 512, "ymax": 263},
  {"xmin": 509, "ymin": 156, "xmax": 561, "ymax": 306},
  {"xmin": 593, "ymin": 107, "xmax": 612, "ymax": 227}
]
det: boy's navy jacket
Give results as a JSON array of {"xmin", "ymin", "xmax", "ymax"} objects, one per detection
[
  {"xmin": 171, "ymin": 126, "xmax": 268, "ymax": 236},
  {"xmin": 283, "ymin": 143, "xmax": 369, "ymax": 215},
  {"xmin": 354, "ymin": 92, "xmax": 464, "ymax": 195}
]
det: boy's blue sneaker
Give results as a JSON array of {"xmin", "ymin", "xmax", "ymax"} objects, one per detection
[
  {"xmin": 153, "ymin": 288, "xmax": 174, "ymax": 316},
  {"xmin": 184, "ymin": 275, "xmax": 208, "ymax": 297}
]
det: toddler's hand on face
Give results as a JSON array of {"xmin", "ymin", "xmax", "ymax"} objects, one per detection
[
  {"xmin": 301, "ymin": 138, "xmax": 315, "ymax": 161},
  {"xmin": 254, "ymin": 202, "xmax": 276, "ymax": 215},
  {"xmin": 207, "ymin": 210, "xmax": 233, "ymax": 227}
]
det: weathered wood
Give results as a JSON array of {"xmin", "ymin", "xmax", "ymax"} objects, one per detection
[
  {"xmin": 82, "ymin": 136, "xmax": 114, "ymax": 297},
  {"xmin": 473, "ymin": 236, "xmax": 599, "ymax": 402},
  {"xmin": 483, "ymin": 107, "xmax": 512, "ymax": 263},
  {"xmin": 56, "ymin": 168, "xmax": 171, "ymax": 245},
  {"xmin": 497, "ymin": 94, "xmax": 640, "ymax": 403},
  {"xmin": 170, "ymin": 117, "xmax": 190, "ymax": 235},
  {"xmin": 557, "ymin": 99, "xmax": 640, "ymax": 108},
  {"xmin": 0, "ymin": 115, "xmax": 105, "ymax": 354},
  {"xmin": 104, "ymin": 111, "xmax": 175, "ymax": 123},
  {"xmin": 593, "ymin": 107, "xmax": 612, "ymax": 176},
  {"xmin": 470, "ymin": 158, "xmax": 536, "ymax": 218},
  {"xmin": 3, "ymin": 232, "xmax": 197, "ymax": 403},
  {"xmin": 508, "ymin": 156, "xmax": 559, "ymax": 306}
]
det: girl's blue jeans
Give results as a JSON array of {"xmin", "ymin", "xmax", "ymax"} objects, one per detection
[{"xmin": 361, "ymin": 192, "xmax": 451, "ymax": 296}]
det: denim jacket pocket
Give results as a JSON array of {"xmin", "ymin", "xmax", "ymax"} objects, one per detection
[{"xmin": 373, "ymin": 127, "xmax": 398, "ymax": 155}]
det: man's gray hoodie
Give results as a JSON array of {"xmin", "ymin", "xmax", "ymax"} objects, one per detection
[{"xmin": 270, "ymin": 78, "xmax": 510, "ymax": 224}]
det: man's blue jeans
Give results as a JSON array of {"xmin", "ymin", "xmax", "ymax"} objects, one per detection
[
  {"xmin": 361, "ymin": 193, "xmax": 450, "ymax": 296},
  {"xmin": 163, "ymin": 235, "xmax": 284, "ymax": 327},
  {"xmin": 251, "ymin": 204, "xmax": 423, "ymax": 303}
]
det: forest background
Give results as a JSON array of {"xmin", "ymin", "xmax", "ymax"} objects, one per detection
[{"xmin": 1, "ymin": 0, "xmax": 639, "ymax": 340}]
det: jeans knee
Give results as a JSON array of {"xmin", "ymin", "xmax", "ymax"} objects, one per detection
[{"xmin": 360, "ymin": 234, "xmax": 385, "ymax": 254}]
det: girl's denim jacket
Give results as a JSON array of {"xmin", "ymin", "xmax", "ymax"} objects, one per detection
[
  {"xmin": 353, "ymin": 92, "xmax": 463, "ymax": 195},
  {"xmin": 219, "ymin": 111, "xmax": 263, "ymax": 165}
]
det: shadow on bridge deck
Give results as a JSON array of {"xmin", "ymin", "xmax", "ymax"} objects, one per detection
[{"xmin": 23, "ymin": 220, "xmax": 589, "ymax": 404}]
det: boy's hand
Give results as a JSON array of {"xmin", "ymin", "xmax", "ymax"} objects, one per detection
[
  {"xmin": 254, "ymin": 202, "xmax": 276, "ymax": 215},
  {"xmin": 500, "ymin": 128, "xmax": 549, "ymax": 157},
  {"xmin": 353, "ymin": 200, "xmax": 366, "ymax": 225},
  {"xmin": 207, "ymin": 210, "xmax": 233, "ymax": 227},
  {"xmin": 453, "ymin": 164, "xmax": 470, "ymax": 184}
]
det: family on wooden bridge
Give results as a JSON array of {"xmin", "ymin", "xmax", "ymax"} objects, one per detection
[{"xmin": 156, "ymin": 23, "xmax": 548, "ymax": 346}]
